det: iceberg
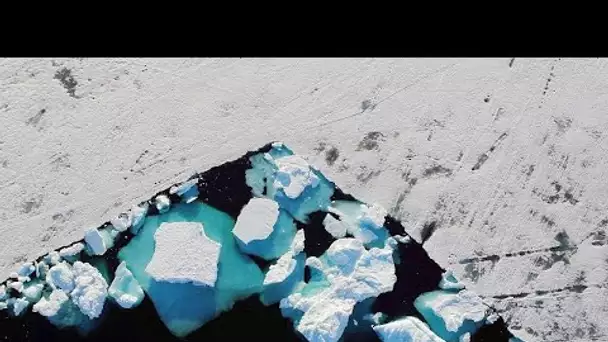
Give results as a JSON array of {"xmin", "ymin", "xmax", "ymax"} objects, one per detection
[
  {"xmin": 108, "ymin": 262, "xmax": 144, "ymax": 309},
  {"xmin": 414, "ymin": 289, "xmax": 489, "ymax": 341}
]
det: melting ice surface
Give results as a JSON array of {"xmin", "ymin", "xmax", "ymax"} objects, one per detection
[{"xmin": 0, "ymin": 143, "xmax": 518, "ymax": 342}]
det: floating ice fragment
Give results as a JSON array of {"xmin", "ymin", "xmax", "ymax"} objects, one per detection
[
  {"xmin": 44, "ymin": 251, "xmax": 62, "ymax": 265},
  {"xmin": 439, "ymin": 270, "xmax": 465, "ymax": 291},
  {"xmin": 9, "ymin": 272, "xmax": 18, "ymax": 279},
  {"xmin": 17, "ymin": 276, "xmax": 30, "ymax": 283},
  {"xmin": 110, "ymin": 213, "xmax": 132, "ymax": 232},
  {"xmin": 280, "ymin": 237, "xmax": 397, "ymax": 341},
  {"xmin": 0, "ymin": 302, "xmax": 6, "ymax": 310},
  {"xmin": 146, "ymin": 222, "xmax": 220, "ymax": 286},
  {"xmin": 373, "ymin": 316, "xmax": 445, "ymax": 342},
  {"xmin": 460, "ymin": 332, "xmax": 471, "ymax": 342},
  {"xmin": 323, "ymin": 214, "xmax": 348, "ymax": 238},
  {"xmin": 12, "ymin": 297, "xmax": 29, "ymax": 316},
  {"xmin": 59, "ymin": 243, "xmax": 85, "ymax": 258},
  {"xmin": 84, "ymin": 228, "xmax": 108, "ymax": 256},
  {"xmin": 18, "ymin": 262, "xmax": 35, "ymax": 277},
  {"xmin": 130, "ymin": 202, "xmax": 148, "ymax": 234},
  {"xmin": 32, "ymin": 289, "xmax": 69, "ymax": 317},
  {"xmin": 8, "ymin": 281, "xmax": 23, "ymax": 292},
  {"xmin": 358, "ymin": 203, "xmax": 387, "ymax": 230},
  {"xmin": 233, "ymin": 198, "xmax": 279, "ymax": 245},
  {"xmin": 292, "ymin": 229, "xmax": 306, "ymax": 255},
  {"xmin": 23, "ymin": 281, "xmax": 44, "ymax": 302},
  {"xmin": 0, "ymin": 285, "xmax": 6, "ymax": 300},
  {"xmin": 70, "ymin": 261, "xmax": 108, "ymax": 319},
  {"xmin": 47, "ymin": 262, "xmax": 75, "ymax": 292},
  {"xmin": 414, "ymin": 290, "xmax": 489, "ymax": 341},
  {"xmin": 155, "ymin": 194, "xmax": 171, "ymax": 214},
  {"xmin": 170, "ymin": 179, "xmax": 199, "ymax": 203},
  {"xmin": 109, "ymin": 262, "xmax": 144, "ymax": 309},
  {"xmin": 273, "ymin": 155, "xmax": 320, "ymax": 199}
]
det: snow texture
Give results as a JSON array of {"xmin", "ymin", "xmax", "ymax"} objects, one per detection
[
  {"xmin": 1, "ymin": 58, "xmax": 606, "ymax": 340},
  {"xmin": 46, "ymin": 262, "xmax": 75, "ymax": 292},
  {"xmin": 145, "ymin": 221, "xmax": 220, "ymax": 286}
]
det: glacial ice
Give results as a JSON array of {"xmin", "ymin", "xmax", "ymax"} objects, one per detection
[
  {"xmin": 12, "ymin": 297, "xmax": 29, "ymax": 316},
  {"xmin": 414, "ymin": 289, "xmax": 489, "ymax": 341},
  {"xmin": 373, "ymin": 316, "xmax": 445, "ymax": 342},
  {"xmin": 119, "ymin": 202, "xmax": 264, "ymax": 337},
  {"xmin": 322, "ymin": 214, "xmax": 348, "ymax": 238},
  {"xmin": 0, "ymin": 284, "xmax": 6, "ymax": 300},
  {"xmin": 155, "ymin": 194, "xmax": 171, "ymax": 214},
  {"xmin": 233, "ymin": 198, "xmax": 297, "ymax": 260},
  {"xmin": 130, "ymin": 202, "xmax": 148, "ymax": 234},
  {"xmin": 170, "ymin": 179, "xmax": 200, "ymax": 203},
  {"xmin": 70, "ymin": 261, "xmax": 108, "ymax": 319},
  {"xmin": 22, "ymin": 281, "xmax": 44, "ymax": 302},
  {"xmin": 32, "ymin": 289, "xmax": 69, "ymax": 317},
  {"xmin": 329, "ymin": 201, "xmax": 389, "ymax": 248},
  {"xmin": 108, "ymin": 261, "xmax": 144, "ymax": 309},
  {"xmin": 84, "ymin": 228, "xmax": 109, "ymax": 256},
  {"xmin": 17, "ymin": 262, "xmax": 35, "ymax": 277},
  {"xmin": 58, "ymin": 243, "xmax": 85, "ymax": 258},
  {"xmin": 280, "ymin": 237, "xmax": 397, "ymax": 342},
  {"xmin": 438, "ymin": 270, "xmax": 465, "ymax": 292},
  {"xmin": 145, "ymin": 221, "xmax": 221, "ymax": 286},
  {"xmin": 47, "ymin": 262, "xmax": 75, "ymax": 292},
  {"xmin": 246, "ymin": 145, "xmax": 334, "ymax": 223}
]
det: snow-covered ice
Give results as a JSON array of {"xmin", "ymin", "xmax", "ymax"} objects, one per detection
[
  {"xmin": 32, "ymin": 289, "xmax": 69, "ymax": 317},
  {"xmin": 273, "ymin": 155, "xmax": 320, "ymax": 199},
  {"xmin": 46, "ymin": 262, "xmax": 75, "ymax": 292},
  {"xmin": 145, "ymin": 221, "xmax": 220, "ymax": 286},
  {"xmin": 233, "ymin": 197, "xmax": 279, "ymax": 245},
  {"xmin": 58, "ymin": 243, "xmax": 85, "ymax": 258},
  {"xmin": 280, "ymin": 237, "xmax": 396, "ymax": 341},
  {"xmin": 70, "ymin": 261, "xmax": 108, "ymax": 319},
  {"xmin": 154, "ymin": 194, "xmax": 171, "ymax": 214},
  {"xmin": 414, "ymin": 289, "xmax": 489, "ymax": 341},
  {"xmin": 322, "ymin": 214, "xmax": 348, "ymax": 238}
]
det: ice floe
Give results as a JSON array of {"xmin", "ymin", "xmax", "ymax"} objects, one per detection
[
  {"xmin": 145, "ymin": 221, "xmax": 220, "ymax": 286},
  {"xmin": 109, "ymin": 262, "xmax": 144, "ymax": 309},
  {"xmin": 70, "ymin": 261, "xmax": 108, "ymax": 319},
  {"xmin": 373, "ymin": 316, "xmax": 445, "ymax": 342}
]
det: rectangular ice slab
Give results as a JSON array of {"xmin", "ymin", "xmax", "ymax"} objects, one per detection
[{"xmin": 0, "ymin": 142, "xmax": 520, "ymax": 342}]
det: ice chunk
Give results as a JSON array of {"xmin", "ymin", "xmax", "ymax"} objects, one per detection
[
  {"xmin": 47, "ymin": 262, "xmax": 75, "ymax": 292},
  {"xmin": 32, "ymin": 289, "xmax": 69, "ymax": 317},
  {"xmin": 414, "ymin": 290, "xmax": 489, "ymax": 341},
  {"xmin": 438, "ymin": 270, "xmax": 465, "ymax": 291},
  {"xmin": 0, "ymin": 302, "xmax": 6, "ymax": 310},
  {"xmin": 170, "ymin": 179, "xmax": 199, "ymax": 203},
  {"xmin": 18, "ymin": 262, "xmax": 35, "ymax": 277},
  {"xmin": 330, "ymin": 201, "xmax": 389, "ymax": 248},
  {"xmin": 84, "ymin": 228, "xmax": 108, "ymax": 256},
  {"xmin": 110, "ymin": 213, "xmax": 132, "ymax": 232},
  {"xmin": 373, "ymin": 316, "xmax": 445, "ymax": 342},
  {"xmin": 280, "ymin": 238, "xmax": 396, "ymax": 341},
  {"xmin": 59, "ymin": 243, "xmax": 85, "ymax": 258},
  {"xmin": 12, "ymin": 297, "xmax": 29, "ymax": 316},
  {"xmin": 23, "ymin": 281, "xmax": 44, "ymax": 302},
  {"xmin": 130, "ymin": 202, "xmax": 148, "ymax": 234},
  {"xmin": 0, "ymin": 285, "xmax": 6, "ymax": 300},
  {"xmin": 70, "ymin": 261, "xmax": 108, "ymax": 319},
  {"xmin": 36, "ymin": 261, "xmax": 49, "ymax": 279},
  {"xmin": 323, "ymin": 214, "xmax": 348, "ymax": 238},
  {"xmin": 273, "ymin": 155, "xmax": 320, "ymax": 199},
  {"xmin": 17, "ymin": 276, "xmax": 30, "ymax": 283},
  {"xmin": 261, "ymin": 252, "xmax": 306, "ymax": 305},
  {"xmin": 460, "ymin": 333, "xmax": 471, "ymax": 342},
  {"xmin": 155, "ymin": 194, "xmax": 171, "ymax": 214},
  {"xmin": 358, "ymin": 203, "xmax": 387, "ymax": 230},
  {"xmin": 246, "ymin": 147, "xmax": 334, "ymax": 223},
  {"xmin": 44, "ymin": 251, "xmax": 62, "ymax": 265},
  {"xmin": 145, "ymin": 222, "xmax": 220, "ymax": 286},
  {"xmin": 291, "ymin": 229, "xmax": 306, "ymax": 255},
  {"xmin": 8, "ymin": 281, "xmax": 23, "ymax": 293},
  {"xmin": 233, "ymin": 198, "xmax": 279, "ymax": 245},
  {"xmin": 108, "ymin": 262, "xmax": 144, "ymax": 309}
]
